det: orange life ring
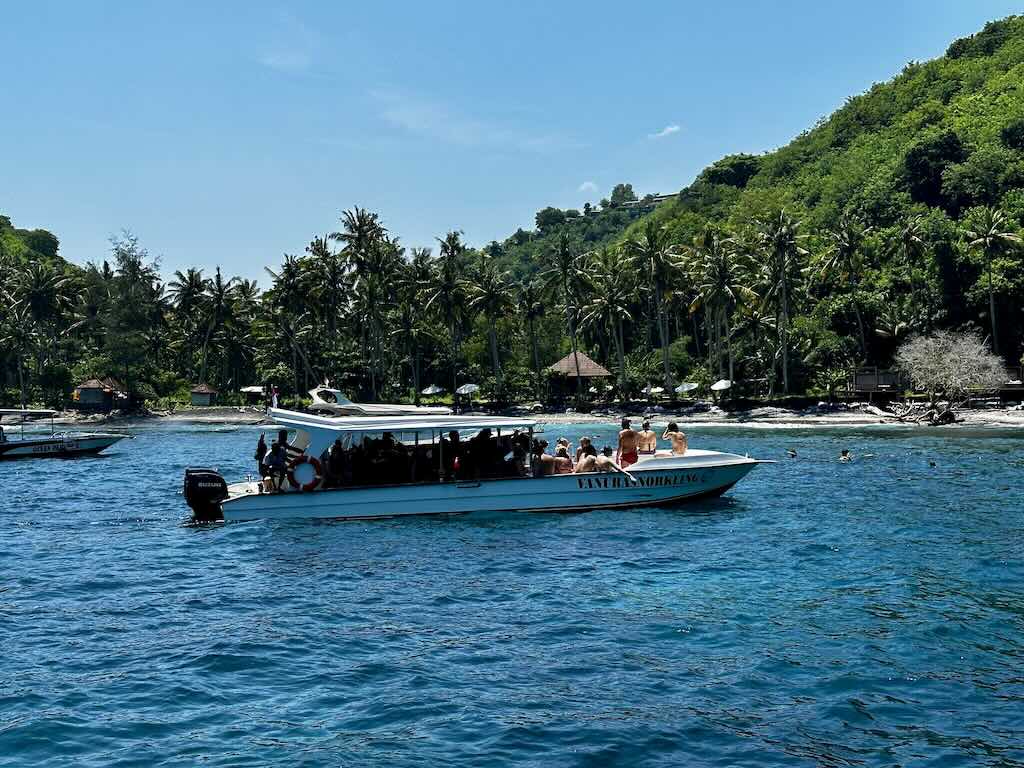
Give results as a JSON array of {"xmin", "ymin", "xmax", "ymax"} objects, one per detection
[{"xmin": 287, "ymin": 455, "xmax": 323, "ymax": 492}]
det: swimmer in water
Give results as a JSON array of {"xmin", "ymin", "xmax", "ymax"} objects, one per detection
[
  {"xmin": 839, "ymin": 449, "xmax": 852, "ymax": 462},
  {"xmin": 786, "ymin": 448, "xmax": 797, "ymax": 458}
]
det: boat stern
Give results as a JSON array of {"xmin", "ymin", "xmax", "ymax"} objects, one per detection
[{"xmin": 183, "ymin": 467, "xmax": 228, "ymax": 522}]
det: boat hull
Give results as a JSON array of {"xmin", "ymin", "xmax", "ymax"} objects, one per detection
[
  {"xmin": 0, "ymin": 434, "xmax": 126, "ymax": 460},
  {"xmin": 215, "ymin": 453, "xmax": 762, "ymax": 522}
]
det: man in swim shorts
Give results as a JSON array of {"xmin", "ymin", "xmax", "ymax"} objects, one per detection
[{"xmin": 616, "ymin": 417, "xmax": 640, "ymax": 467}]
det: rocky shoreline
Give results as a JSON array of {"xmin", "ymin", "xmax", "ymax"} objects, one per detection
[{"xmin": 37, "ymin": 401, "xmax": 1024, "ymax": 430}]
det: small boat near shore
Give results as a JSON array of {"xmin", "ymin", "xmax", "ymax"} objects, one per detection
[
  {"xmin": 183, "ymin": 408, "xmax": 769, "ymax": 522},
  {"xmin": 307, "ymin": 386, "xmax": 451, "ymax": 417},
  {"xmin": 0, "ymin": 409, "xmax": 128, "ymax": 460}
]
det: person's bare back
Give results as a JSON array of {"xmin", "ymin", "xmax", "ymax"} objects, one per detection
[
  {"xmin": 637, "ymin": 421, "xmax": 657, "ymax": 454},
  {"xmin": 662, "ymin": 421, "xmax": 688, "ymax": 455},
  {"xmin": 616, "ymin": 418, "xmax": 640, "ymax": 467}
]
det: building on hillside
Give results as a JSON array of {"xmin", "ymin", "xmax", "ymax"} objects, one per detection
[
  {"xmin": 545, "ymin": 351, "xmax": 611, "ymax": 399},
  {"xmin": 190, "ymin": 384, "xmax": 218, "ymax": 407}
]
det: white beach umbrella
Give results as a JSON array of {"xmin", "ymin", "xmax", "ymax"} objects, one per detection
[
  {"xmin": 455, "ymin": 383, "xmax": 480, "ymax": 395},
  {"xmin": 421, "ymin": 384, "xmax": 445, "ymax": 395},
  {"xmin": 710, "ymin": 379, "xmax": 732, "ymax": 392},
  {"xmin": 674, "ymin": 382, "xmax": 699, "ymax": 394}
]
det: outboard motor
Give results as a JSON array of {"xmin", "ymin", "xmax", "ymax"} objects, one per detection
[{"xmin": 183, "ymin": 468, "xmax": 228, "ymax": 522}]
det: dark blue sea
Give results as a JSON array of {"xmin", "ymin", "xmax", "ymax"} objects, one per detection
[{"xmin": 2, "ymin": 421, "xmax": 1023, "ymax": 767}]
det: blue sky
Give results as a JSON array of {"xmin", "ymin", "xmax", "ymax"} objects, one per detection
[{"xmin": 1, "ymin": 1, "xmax": 1020, "ymax": 282}]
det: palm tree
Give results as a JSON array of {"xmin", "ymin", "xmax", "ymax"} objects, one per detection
[
  {"xmin": 0, "ymin": 301, "xmax": 37, "ymax": 407},
  {"xmin": 891, "ymin": 215, "xmax": 929, "ymax": 327},
  {"xmin": 197, "ymin": 267, "xmax": 237, "ymax": 385},
  {"xmin": 817, "ymin": 214, "xmax": 872, "ymax": 357},
  {"xmin": 624, "ymin": 220, "xmax": 679, "ymax": 390},
  {"xmin": 168, "ymin": 268, "xmax": 208, "ymax": 378},
  {"xmin": 579, "ymin": 246, "xmax": 634, "ymax": 393},
  {"xmin": 467, "ymin": 259, "xmax": 514, "ymax": 397},
  {"xmin": 688, "ymin": 225, "xmax": 757, "ymax": 383},
  {"xmin": 963, "ymin": 206, "xmax": 1021, "ymax": 356},
  {"xmin": 305, "ymin": 235, "xmax": 347, "ymax": 338},
  {"xmin": 518, "ymin": 277, "xmax": 546, "ymax": 401},
  {"xmin": 541, "ymin": 232, "xmax": 588, "ymax": 403},
  {"xmin": 757, "ymin": 211, "xmax": 807, "ymax": 394},
  {"xmin": 428, "ymin": 231, "xmax": 471, "ymax": 396}
]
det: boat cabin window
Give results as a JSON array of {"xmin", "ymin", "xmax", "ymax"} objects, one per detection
[{"xmin": 312, "ymin": 427, "xmax": 530, "ymax": 489}]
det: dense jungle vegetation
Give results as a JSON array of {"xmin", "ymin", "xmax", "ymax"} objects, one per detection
[{"xmin": 2, "ymin": 16, "xmax": 1024, "ymax": 408}]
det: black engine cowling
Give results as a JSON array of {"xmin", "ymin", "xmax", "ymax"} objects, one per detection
[{"xmin": 184, "ymin": 468, "xmax": 228, "ymax": 521}]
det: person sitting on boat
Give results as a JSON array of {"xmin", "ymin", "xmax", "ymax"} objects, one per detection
[
  {"xmin": 327, "ymin": 439, "xmax": 347, "ymax": 487},
  {"xmin": 616, "ymin": 418, "xmax": 640, "ymax": 468},
  {"xmin": 531, "ymin": 439, "xmax": 556, "ymax": 476},
  {"xmin": 575, "ymin": 436, "xmax": 597, "ymax": 464},
  {"xmin": 595, "ymin": 446, "xmax": 629, "ymax": 475},
  {"xmin": 638, "ymin": 421, "xmax": 657, "ymax": 457},
  {"xmin": 441, "ymin": 430, "xmax": 462, "ymax": 479},
  {"xmin": 264, "ymin": 441, "xmax": 288, "ymax": 491},
  {"xmin": 662, "ymin": 422, "xmax": 688, "ymax": 456},
  {"xmin": 553, "ymin": 444, "xmax": 574, "ymax": 474}
]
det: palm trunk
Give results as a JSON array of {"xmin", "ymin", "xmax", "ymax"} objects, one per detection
[
  {"xmin": 529, "ymin": 317, "xmax": 541, "ymax": 401},
  {"xmin": 568, "ymin": 309, "xmax": 583, "ymax": 404},
  {"xmin": 412, "ymin": 347, "xmax": 421, "ymax": 405},
  {"xmin": 18, "ymin": 356, "xmax": 26, "ymax": 409},
  {"xmin": 488, "ymin": 322, "xmax": 502, "ymax": 396},
  {"xmin": 725, "ymin": 310, "xmax": 734, "ymax": 384},
  {"xmin": 656, "ymin": 301, "xmax": 672, "ymax": 388},
  {"xmin": 854, "ymin": 302, "xmax": 867, "ymax": 359},
  {"xmin": 691, "ymin": 313, "xmax": 702, "ymax": 358},
  {"xmin": 988, "ymin": 254, "xmax": 999, "ymax": 355},
  {"xmin": 450, "ymin": 320, "xmax": 459, "ymax": 396},
  {"xmin": 780, "ymin": 263, "xmax": 790, "ymax": 395},
  {"xmin": 616, "ymin": 318, "xmax": 627, "ymax": 393}
]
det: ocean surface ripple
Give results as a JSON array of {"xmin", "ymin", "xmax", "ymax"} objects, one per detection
[{"xmin": 2, "ymin": 423, "xmax": 1023, "ymax": 766}]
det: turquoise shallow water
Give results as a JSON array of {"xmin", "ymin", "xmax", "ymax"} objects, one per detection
[{"xmin": 2, "ymin": 422, "xmax": 1023, "ymax": 766}]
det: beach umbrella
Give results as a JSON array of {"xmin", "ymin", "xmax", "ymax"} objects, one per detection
[
  {"xmin": 710, "ymin": 379, "xmax": 732, "ymax": 392},
  {"xmin": 421, "ymin": 384, "xmax": 444, "ymax": 395},
  {"xmin": 455, "ymin": 383, "xmax": 480, "ymax": 395},
  {"xmin": 674, "ymin": 382, "xmax": 699, "ymax": 394}
]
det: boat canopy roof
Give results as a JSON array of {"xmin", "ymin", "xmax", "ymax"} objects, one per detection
[
  {"xmin": 269, "ymin": 408, "xmax": 536, "ymax": 435},
  {"xmin": 0, "ymin": 408, "xmax": 57, "ymax": 421}
]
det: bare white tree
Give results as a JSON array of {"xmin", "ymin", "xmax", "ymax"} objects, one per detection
[{"xmin": 896, "ymin": 330, "xmax": 1006, "ymax": 407}]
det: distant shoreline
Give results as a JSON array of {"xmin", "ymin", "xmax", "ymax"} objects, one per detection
[{"xmin": 39, "ymin": 403, "xmax": 1024, "ymax": 430}]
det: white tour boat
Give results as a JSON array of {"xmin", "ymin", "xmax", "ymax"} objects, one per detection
[
  {"xmin": 308, "ymin": 386, "xmax": 451, "ymax": 417},
  {"xmin": 183, "ymin": 408, "xmax": 768, "ymax": 522},
  {"xmin": 0, "ymin": 409, "xmax": 128, "ymax": 460}
]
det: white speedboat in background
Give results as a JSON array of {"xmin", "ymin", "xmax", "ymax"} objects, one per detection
[
  {"xmin": 0, "ymin": 409, "xmax": 128, "ymax": 460},
  {"xmin": 183, "ymin": 408, "xmax": 768, "ymax": 522},
  {"xmin": 308, "ymin": 387, "xmax": 451, "ymax": 416}
]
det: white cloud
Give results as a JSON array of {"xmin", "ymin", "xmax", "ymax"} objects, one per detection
[
  {"xmin": 369, "ymin": 89, "xmax": 574, "ymax": 152},
  {"xmin": 578, "ymin": 181, "xmax": 598, "ymax": 194},
  {"xmin": 648, "ymin": 124, "xmax": 681, "ymax": 140},
  {"xmin": 261, "ymin": 50, "xmax": 311, "ymax": 73},
  {"xmin": 260, "ymin": 12, "xmax": 316, "ymax": 73}
]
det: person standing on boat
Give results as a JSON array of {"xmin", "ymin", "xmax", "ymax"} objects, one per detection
[
  {"xmin": 662, "ymin": 422, "xmax": 688, "ymax": 456},
  {"xmin": 616, "ymin": 418, "xmax": 640, "ymax": 467},
  {"xmin": 264, "ymin": 441, "xmax": 288, "ymax": 491},
  {"xmin": 638, "ymin": 421, "xmax": 657, "ymax": 457},
  {"xmin": 254, "ymin": 433, "xmax": 268, "ymax": 477}
]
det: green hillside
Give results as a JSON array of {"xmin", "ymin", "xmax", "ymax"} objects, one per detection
[{"xmin": 2, "ymin": 17, "xmax": 1023, "ymax": 407}]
